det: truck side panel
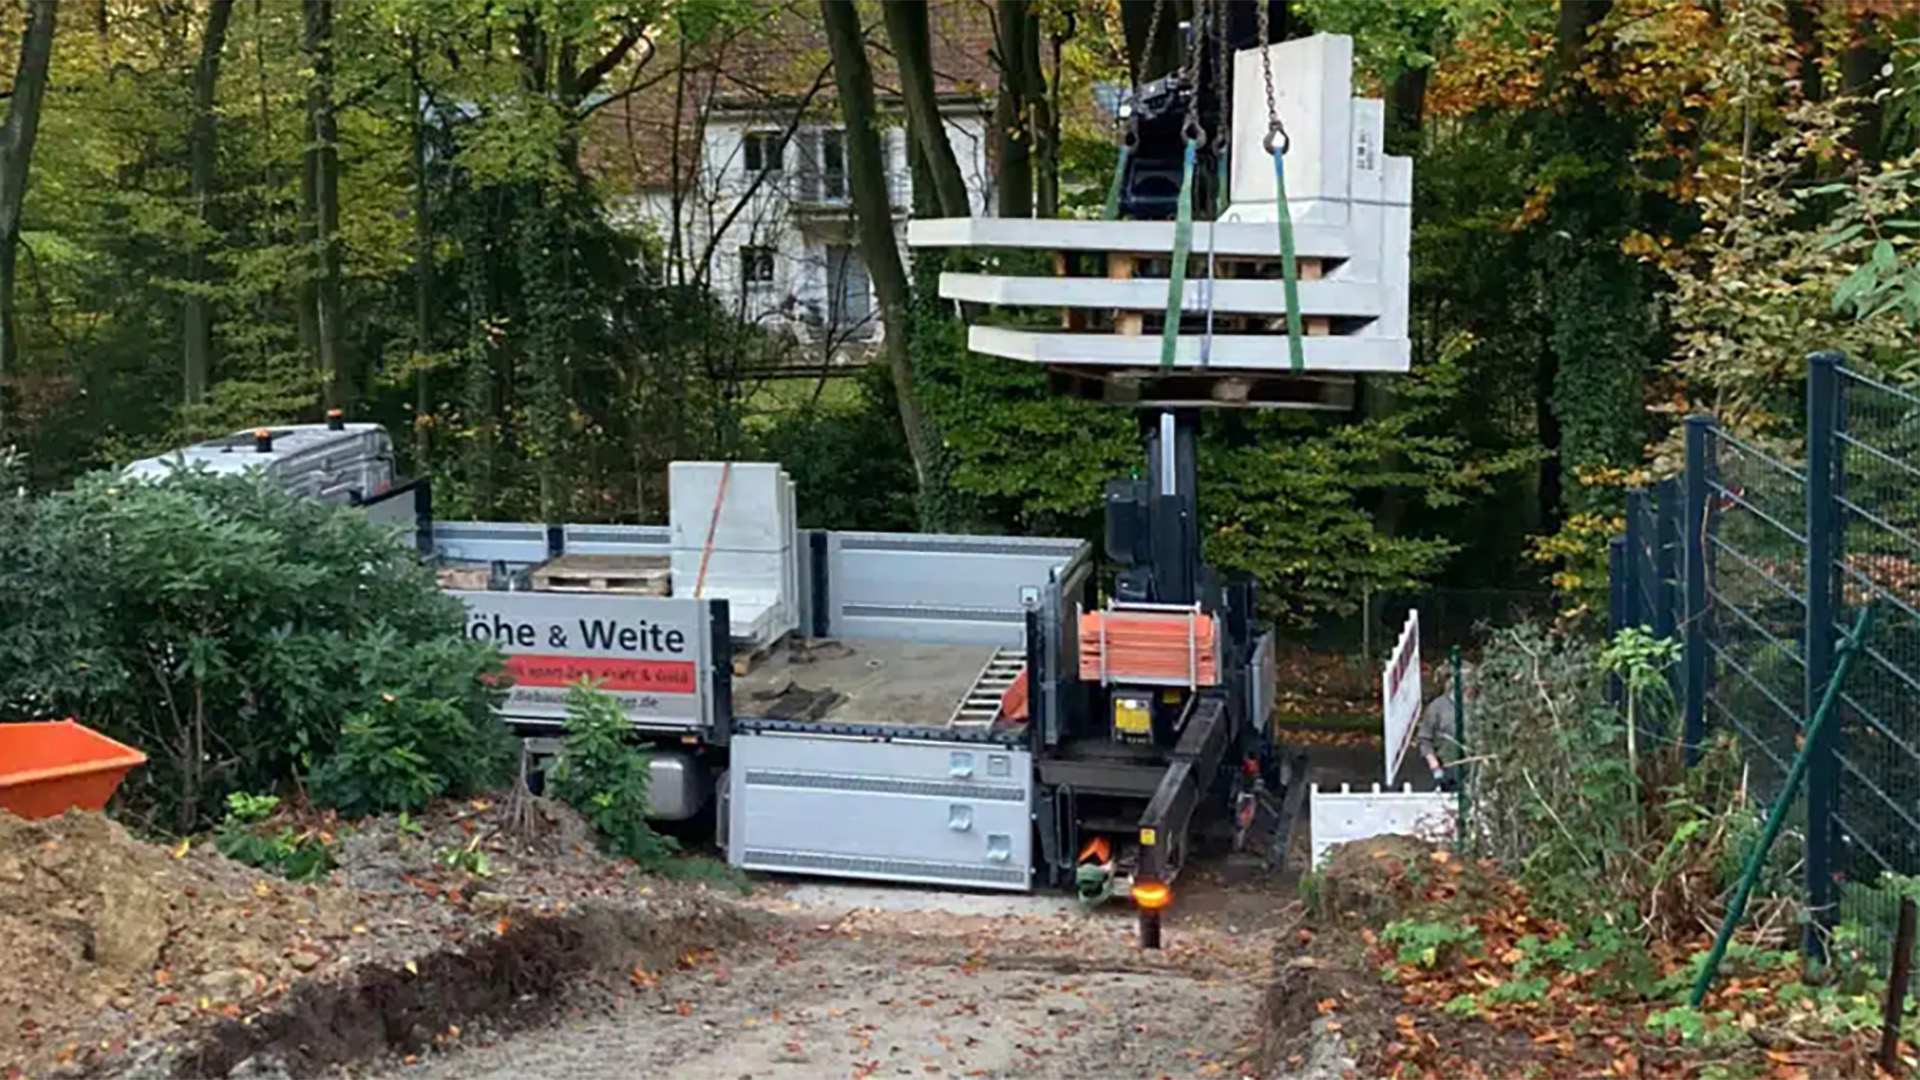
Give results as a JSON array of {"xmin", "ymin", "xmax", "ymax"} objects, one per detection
[
  {"xmin": 728, "ymin": 734, "xmax": 1033, "ymax": 890},
  {"xmin": 822, "ymin": 532, "xmax": 1087, "ymax": 646}
]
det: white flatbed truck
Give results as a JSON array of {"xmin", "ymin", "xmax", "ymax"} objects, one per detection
[{"xmin": 127, "ymin": 422, "xmax": 1292, "ymax": 904}]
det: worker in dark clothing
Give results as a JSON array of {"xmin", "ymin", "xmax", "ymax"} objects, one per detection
[{"xmin": 1415, "ymin": 666, "xmax": 1469, "ymax": 791}]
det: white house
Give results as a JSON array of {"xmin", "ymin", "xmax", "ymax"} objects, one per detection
[
  {"xmin": 611, "ymin": 110, "xmax": 992, "ymax": 356},
  {"xmin": 594, "ymin": 2, "xmax": 997, "ymax": 364}
]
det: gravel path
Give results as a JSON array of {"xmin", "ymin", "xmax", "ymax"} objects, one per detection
[{"xmin": 388, "ymin": 874, "xmax": 1295, "ymax": 1080}]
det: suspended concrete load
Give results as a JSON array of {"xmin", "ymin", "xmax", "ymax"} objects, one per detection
[{"xmin": 906, "ymin": 32, "xmax": 1409, "ymax": 410}]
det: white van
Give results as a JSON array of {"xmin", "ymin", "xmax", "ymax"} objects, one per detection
[{"xmin": 123, "ymin": 414, "xmax": 397, "ymax": 505}]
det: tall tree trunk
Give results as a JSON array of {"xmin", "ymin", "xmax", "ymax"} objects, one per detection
[
  {"xmin": 908, "ymin": 124, "xmax": 938, "ymax": 220},
  {"xmin": 409, "ymin": 34, "xmax": 434, "ymax": 467},
  {"xmin": 1542, "ymin": 0, "xmax": 1648, "ymax": 527},
  {"xmin": 819, "ymin": 0, "xmax": 933, "ymax": 497},
  {"xmin": 882, "ymin": 0, "xmax": 970, "ymax": 218},
  {"xmin": 0, "ymin": 0, "xmax": 57, "ymax": 438},
  {"xmin": 1787, "ymin": 0, "xmax": 1823, "ymax": 104},
  {"xmin": 1365, "ymin": 54, "xmax": 1422, "ymax": 538},
  {"xmin": 1551, "ymin": 0, "xmax": 1608, "ymax": 82},
  {"xmin": 992, "ymin": 0, "xmax": 1033, "ymax": 218},
  {"xmin": 94, "ymin": 0, "xmax": 110, "ymax": 71},
  {"xmin": 296, "ymin": 102, "xmax": 319, "ymax": 367},
  {"xmin": 304, "ymin": 0, "xmax": 347, "ymax": 410},
  {"xmin": 1532, "ymin": 0, "xmax": 1610, "ymax": 531},
  {"xmin": 184, "ymin": 0, "xmax": 235, "ymax": 406},
  {"xmin": 1841, "ymin": 11, "xmax": 1887, "ymax": 164},
  {"xmin": 1030, "ymin": 9, "xmax": 1057, "ymax": 218},
  {"xmin": 1386, "ymin": 65, "xmax": 1427, "ymax": 155}
]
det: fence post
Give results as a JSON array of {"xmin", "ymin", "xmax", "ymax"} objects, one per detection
[
  {"xmin": 1655, "ymin": 477, "xmax": 1679, "ymax": 643},
  {"xmin": 1608, "ymin": 536, "xmax": 1628, "ymax": 706},
  {"xmin": 1625, "ymin": 490, "xmax": 1648, "ymax": 632},
  {"xmin": 1683, "ymin": 414, "xmax": 1712, "ymax": 766},
  {"xmin": 1805, "ymin": 350, "xmax": 1843, "ymax": 953}
]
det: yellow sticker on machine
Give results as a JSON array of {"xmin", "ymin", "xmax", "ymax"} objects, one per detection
[
  {"xmin": 1113, "ymin": 698, "xmax": 1152, "ymax": 735},
  {"xmin": 1140, "ymin": 828, "xmax": 1158, "ymax": 847}
]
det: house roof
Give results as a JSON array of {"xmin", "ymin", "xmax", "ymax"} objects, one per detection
[{"xmin": 587, "ymin": 0, "xmax": 998, "ymax": 193}]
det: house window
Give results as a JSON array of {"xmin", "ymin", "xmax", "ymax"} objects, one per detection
[
  {"xmin": 740, "ymin": 245, "xmax": 775, "ymax": 288},
  {"xmin": 742, "ymin": 131, "xmax": 782, "ymax": 175},
  {"xmin": 795, "ymin": 128, "xmax": 851, "ymax": 204},
  {"xmin": 825, "ymin": 244, "xmax": 871, "ymax": 333},
  {"xmin": 820, "ymin": 129, "xmax": 847, "ymax": 201}
]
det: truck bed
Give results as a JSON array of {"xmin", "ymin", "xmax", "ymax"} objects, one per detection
[{"xmin": 733, "ymin": 638, "xmax": 1011, "ymax": 730}]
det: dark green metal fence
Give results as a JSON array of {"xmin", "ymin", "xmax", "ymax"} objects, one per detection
[{"xmin": 1611, "ymin": 355, "xmax": 1920, "ymax": 954}]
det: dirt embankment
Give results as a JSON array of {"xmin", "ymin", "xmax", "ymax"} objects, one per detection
[
  {"xmin": 166, "ymin": 898, "xmax": 755, "ymax": 1079},
  {"xmin": 6, "ymin": 794, "xmax": 1353, "ymax": 1080},
  {"xmin": 0, "ymin": 800, "xmax": 752, "ymax": 1080},
  {"xmin": 0, "ymin": 810, "xmax": 354, "ymax": 1077}
]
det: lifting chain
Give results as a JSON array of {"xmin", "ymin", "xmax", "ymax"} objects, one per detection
[
  {"xmin": 1254, "ymin": 0, "xmax": 1304, "ymax": 372},
  {"xmin": 1160, "ymin": 0, "xmax": 1217, "ymax": 371},
  {"xmin": 1256, "ymin": 0, "xmax": 1289, "ymax": 155},
  {"xmin": 1128, "ymin": 0, "xmax": 1168, "ymax": 152},
  {"xmin": 1214, "ymin": 0, "xmax": 1232, "ymax": 204},
  {"xmin": 1106, "ymin": 0, "xmax": 1169, "ymax": 221},
  {"xmin": 1179, "ymin": 0, "xmax": 1206, "ymax": 147}
]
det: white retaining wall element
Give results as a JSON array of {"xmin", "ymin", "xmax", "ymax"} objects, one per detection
[
  {"xmin": 1309, "ymin": 783, "xmax": 1454, "ymax": 869},
  {"xmin": 669, "ymin": 462, "xmax": 799, "ymax": 646},
  {"xmin": 964, "ymin": 327, "xmax": 1404, "ymax": 374},
  {"xmin": 909, "ymin": 217, "xmax": 1355, "ymax": 259},
  {"xmin": 905, "ymin": 33, "xmax": 1412, "ymax": 377},
  {"xmin": 1382, "ymin": 609, "xmax": 1422, "ymax": 785},
  {"xmin": 1226, "ymin": 34, "xmax": 1355, "ymax": 216}
]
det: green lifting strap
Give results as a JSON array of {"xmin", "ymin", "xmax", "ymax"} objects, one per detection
[
  {"xmin": 1159, "ymin": 141, "xmax": 1198, "ymax": 372},
  {"xmin": 1103, "ymin": 144, "xmax": 1132, "ymax": 221},
  {"xmin": 1271, "ymin": 147, "xmax": 1305, "ymax": 373}
]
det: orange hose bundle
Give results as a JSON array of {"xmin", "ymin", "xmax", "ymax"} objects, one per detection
[{"xmin": 1077, "ymin": 608, "xmax": 1220, "ymax": 686}]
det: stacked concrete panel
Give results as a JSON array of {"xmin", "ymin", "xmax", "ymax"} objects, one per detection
[
  {"xmin": 905, "ymin": 33, "xmax": 1410, "ymax": 382},
  {"xmin": 668, "ymin": 461, "xmax": 799, "ymax": 648}
]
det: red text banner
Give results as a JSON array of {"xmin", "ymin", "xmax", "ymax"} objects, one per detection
[{"xmin": 503, "ymin": 655, "xmax": 696, "ymax": 694}]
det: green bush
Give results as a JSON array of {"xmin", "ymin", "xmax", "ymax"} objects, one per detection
[
  {"xmin": 550, "ymin": 681, "xmax": 678, "ymax": 869},
  {"xmin": 1464, "ymin": 623, "xmax": 1766, "ymax": 939},
  {"xmin": 214, "ymin": 792, "xmax": 337, "ymax": 881},
  {"xmin": 0, "ymin": 465, "xmax": 512, "ymax": 832}
]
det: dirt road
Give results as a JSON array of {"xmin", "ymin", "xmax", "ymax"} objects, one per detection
[{"xmin": 391, "ymin": 868, "xmax": 1298, "ymax": 1080}]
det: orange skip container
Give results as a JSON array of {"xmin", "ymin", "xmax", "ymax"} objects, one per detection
[{"xmin": 0, "ymin": 720, "xmax": 147, "ymax": 820}]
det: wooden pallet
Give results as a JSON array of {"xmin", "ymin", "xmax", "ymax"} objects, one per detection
[
  {"xmin": 530, "ymin": 553, "xmax": 671, "ymax": 596},
  {"xmin": 1048, "ymin": 369, "xmax": 1357, "ymax": 411},
  {"xmin": 436, "ymin": 563, "xmax": 492, "ymax": 590},
  {"xmin": 1078, "ymin": 253, "xmax": 1331, "ymax": 338},
  {"xmin": 732, "ymin": 632, "xmax": 788, "ymax": 676}
]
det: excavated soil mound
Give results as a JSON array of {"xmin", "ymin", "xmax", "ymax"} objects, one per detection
[
  {"xmin": 2, "ymin": 800, "xmax": 757, "ymax": 1080},
  {"xmin": 0, "ymin": 810, "xmax": 355, "ymax": 1078},
  {"xmin": 1309, "ymin": 833, "xmax": 1447, "ymax": 922}
]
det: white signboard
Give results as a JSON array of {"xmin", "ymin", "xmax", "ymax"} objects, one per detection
[
  {"xmin": 450, "ymin": 590, "xmax": 712, "ymax": 730},
  {"xmin": 1381, "ymin": 609, "xmax": 1421, "ymax": 785},
  {"xmin": 1309, "ymin": 783, "xmax": 1454, "ymax": 868}
]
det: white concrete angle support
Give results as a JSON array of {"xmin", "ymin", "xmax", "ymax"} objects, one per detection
[
  {"xmin": 904, "ymin": 33, "xmax": 1410, "ymax": 378},
  {"xmin": 669, "ymin": 461, "xmax": 800, "ymax": 647}
]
